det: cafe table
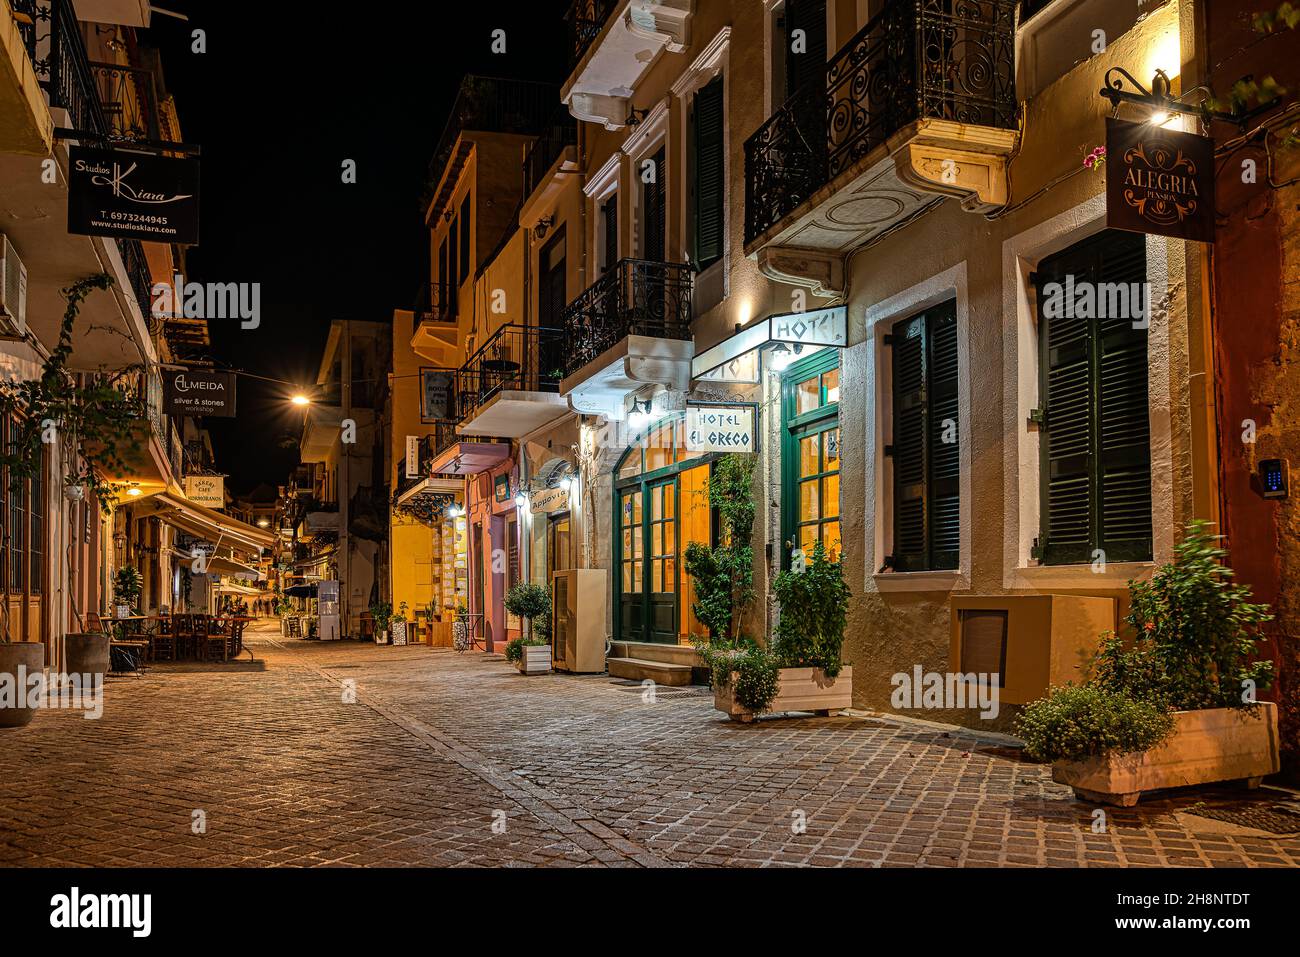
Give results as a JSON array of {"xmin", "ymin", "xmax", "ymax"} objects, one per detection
[{"xmin": 106, "ymin": 614, "xmax": 150, "ymax": 675}]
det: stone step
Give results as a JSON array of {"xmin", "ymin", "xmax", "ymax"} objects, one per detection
[
  {"xmin": 607, "ymin": 656, "xmax": 695, "ymax": 687},
  {"xmin": 609, "ymin": 641, "xmax": 702, "ymax": 667}
]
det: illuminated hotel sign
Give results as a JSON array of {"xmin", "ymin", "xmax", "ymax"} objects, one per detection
[
  {"xmin": 691, "ymin": 305, "xmax": 847, "ymax": 382},
  {"xmin": 1105, "ymin": 117, "xmax": 1215, "ymax": 243},
  {"xmin": 686, "ymin": 405, "xmax": 755, "ymax": 453}
]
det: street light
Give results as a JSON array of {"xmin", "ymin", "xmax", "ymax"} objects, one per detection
[{"xmin": 290, "ymin": 394, "xmax": 310, "ymax": 406}]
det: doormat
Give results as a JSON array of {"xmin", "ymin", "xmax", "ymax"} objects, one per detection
[{"xmin": 1185, "ymin": 802, "xmax": 1300, "ymax": 834}]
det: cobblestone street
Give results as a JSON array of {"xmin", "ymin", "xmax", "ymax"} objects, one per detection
[{"xmin": 2, "ymin": 622, "xmax": 1298, "ymax": 868}]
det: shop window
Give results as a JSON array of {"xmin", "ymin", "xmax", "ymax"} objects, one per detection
[{"xmin": 782, "ymin": 350, "xmax": 841, "ymax": 567}]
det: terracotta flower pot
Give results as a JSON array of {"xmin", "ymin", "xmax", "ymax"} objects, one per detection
[{"xmin": 0, "ymin": 642, "xmax": 45, "ymax": 729}]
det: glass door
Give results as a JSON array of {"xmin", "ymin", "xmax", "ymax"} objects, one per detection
[
  {"xmin": 618, "ymin": 479, "xmax": 679, "ymax": 643},
  {"xmin": 619, "ymin": 489, "xmax": 643, "ymax": 639},
  {"xmin": 646, "ymin": 478, "xmax": 678, "ymax": 643}
]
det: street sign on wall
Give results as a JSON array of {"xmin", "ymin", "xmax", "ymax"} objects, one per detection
[
  {"xmin": 530, "ymin": 486, "xmax": 569, "ymax": 514},
  {"xmin": 67, "ymin": 146, "xmax": 200, "ymax": 245},
  {"xmin": 686, "ymin": 405, "xmax": 756, "ymax": 453},
  {"xmin": 1105, "ymin": 117, "xmax": 1215, "ymax": 243},
  {"xmin": 420, "ymin": 369, "xmax": 455, "ymax": 420},
  {"xmin": 164, "ymin": 369, "xmax": 236, "ymax": 417},
  {"xmin": 405, "ymin": 436, "xmax": 420, "ymax": 479},
  {"xmin": 184, "ymin": 474, "xmax": 224, "ymax": 508}
]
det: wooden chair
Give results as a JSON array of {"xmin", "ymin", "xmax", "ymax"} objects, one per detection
[
  {"xmin": 150, "ymin": 616, "xmax": 176, "ymax": 662},
  {"xmin": 171, "ymin": 614, "xmax": 194, "ymax": 660},
  {"xmin": 204, "ymin": 617, "xmax": 229, "ymax": 662},
  {"xmin": 86, "ymin": 611, "xmax": 107, "ymax": 635}
]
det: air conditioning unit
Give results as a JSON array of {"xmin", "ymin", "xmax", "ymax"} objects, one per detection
[
  {"xmin": 949, "ymin": 595, "xmax": 1115, "ymax": 705},
  {"xmin": 0, "ymin": 235, "xmax": 28, "ymax": 339},
  {"xmin": 551, "ymin": 568, "xmax": 606, "ymax": 673}
]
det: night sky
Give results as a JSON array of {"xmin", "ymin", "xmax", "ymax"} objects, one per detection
[{"xmin": 143, "ymin": 3, "xmax": 569, "ymax": 493}]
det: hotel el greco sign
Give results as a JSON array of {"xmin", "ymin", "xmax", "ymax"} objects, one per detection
[{"xmin": 1105, "ymin": 117, "xmax": 1215, "ymax": 244}]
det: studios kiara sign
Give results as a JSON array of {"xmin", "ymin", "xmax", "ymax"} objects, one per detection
[
  {"xmin": 67, "ymin": 146, "xmax": 200, "ymax": 245},
  {"xmin": 1105, "ymin": 117, "xmax": 1214, "ymax": 243}
]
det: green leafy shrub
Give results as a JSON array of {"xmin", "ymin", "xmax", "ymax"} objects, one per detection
[
  {"xmin": 771, "ymin": 541, "xmax": 850, "ymax": 677},
  {"xmin": 696, "ymin": 637, "xmax": 780, "ymax": 713},
  {"xmin": 1124, "ymin": 521, "xmax": 1273, "ymax": 710},
  {"xmin": 113, "ymin": 566, "xmax": 143, "ymax": 609},
  {"xmin": 505, "ymin": 582, "xmax": 551, "ymax": 643},
  {"xmin": 1016, "ymin": 685, "xmax": 1175, "ymax": 763},
  {"xmin": 1017, "ymin": 522, "xmax": 1276, "ymax": 763},
  {"xmin": 369, "ymin": 601, "xmax": 393, "ymax": 632},
  {"xmin": 682, "ymin": 454, "xmax": 755, "ymax": 641},
  {"xmin": 504, "ymin": 638, "xmax": 524, "ymax": 663}
]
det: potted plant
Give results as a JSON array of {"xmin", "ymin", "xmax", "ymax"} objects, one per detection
[
  {"xmin": 451, "ymin": 601, "xmax": 471, "ymax": 651},
  {"xmin": 504, "ymin": 583, "xmax": 551, "ymax": 674},
  {"xmin": 113, "ymin": 566, "xmax": 143, "ymax": 619},
  {"xmin": 0, "ymin": 637, "xmax": 44, "ymax": 729},
  {"xmin": 1016, "ymin": 522, "xmax": 1280, "ymax": 806},
  {"xmin": 390, "ymin": 601, "xmax": 410, "ymax": 645},
  {"xmin": 370, "ymin": 601, "xmax": 393, "ymax": 644}
]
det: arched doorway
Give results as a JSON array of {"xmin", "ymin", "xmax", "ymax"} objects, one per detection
[{"xmin": 613, "ymin": 415, "xmax": 716, "ymax": 644}]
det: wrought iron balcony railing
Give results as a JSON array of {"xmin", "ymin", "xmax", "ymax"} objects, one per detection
[
  {"xmin": 33, "ymin": 0, "xmax": 159, "ymax": 319},
  {"xmin": 427, "ymin": 75, "xmax": 562, "ymax": 192},
  {"xmin": 12, "ymin": 0, "xmax": 38, "ymax": 64},
  {"xmin": 744, "ymin": 0, "xmax": 1018, "ymax": 246},
  {"xmin": 561, "ymin": 258, "xmax": 693, "ymax": 377},
  {"xmin": 565, "ymin": 0, "xmax": 618, "ymax": 69},
  {"xmin": 414, "ymin": 281, "xmax": 456, "ymax": 324},
  {"xmin": 458, "ymin": 323, "xmax": 564, "ymax": 424},
  {"xmin": 523, "ymin": 105, "xmax": 577, "ymax": 200}
]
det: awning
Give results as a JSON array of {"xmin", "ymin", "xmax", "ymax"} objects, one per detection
[
  {"xmin": 205, "ymin": 556, "xmax": 261, "ymax": 580},
  {"xmin": 395, "ymin": 475, "xmax": 462, "ymax": 508},
  {"xmin": 426, "ymin": 441, "xmax": 510, "ymax": 476},
  {"xmin": 284, "ymin": 583, "xmax": 318, "ymax": 598},
  {"xmin": 138, "ymin": 487, "xmax": 277, "ymax": 555},
  {"xmin": 214, "ymin": 582, "xmax": 264, "ymax": 596},
  {"xmin": 691, "ymin": 305, "xmax": 848, "ymax": 381}
]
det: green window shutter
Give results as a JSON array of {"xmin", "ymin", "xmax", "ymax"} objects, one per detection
[
  {"xmin": 1038, "ymin": 230, "xmax": 1151, "ymax": 565},
  {"xmin": 603, "ymin": 193, "xmax": 617, "ymax": 273},
  {"xmin": 927, "ymin": 302, "xmax": 960, "ymax": 570},
  {"xmin": 644, "ymin": 146, "xmax": 666, "ymax": 262},
  {"xmin": 692, "ymin": 75, "xmax": 725, "ymax": 269},
  {"xmin": 1096, "ymin": 235, "xmax": 1152, "ymax": 562},
  {"xmin": 891, "ymin": 314, "xmax": 927, "ymax": 571}
]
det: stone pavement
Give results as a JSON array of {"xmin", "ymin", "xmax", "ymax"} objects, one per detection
[{"xmin": 1, "ymin": 621, "xmax": 1298, "ymax": 867}]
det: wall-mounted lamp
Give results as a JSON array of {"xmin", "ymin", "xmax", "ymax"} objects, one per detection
[
  {"xmin": 533, "ymin": 215, "xmax": 554, "ymax": 240},
  {"xmin": 625, "ymin": 106, "xmax": 648, "ymax": 127},
  {"xmin": 515, "ymin": 489, "xmax": 529, "ymax": 508},
  {"xmin": 1100, "ymin": 67, "xmax": 1254, "ymax": 127},
  {"xmin": 767, "ymin": 342, "xmax": 803, "ymax": 373},
  {"xmin": 627, "ymin": 397, "xmax": 653, "ymax": 429}
]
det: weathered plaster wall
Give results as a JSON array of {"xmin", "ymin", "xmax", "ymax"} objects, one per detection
[
  {"xmin": 1206, "ymin": 1, "xmax": 1300, "ymax": 773},
  {"xmin": 836, "ymin": 4, "xmax": 1196, "ymax": 732}
]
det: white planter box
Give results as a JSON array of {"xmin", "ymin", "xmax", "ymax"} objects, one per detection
[
  {"xmin": 715, "ymin": 666, "xmax": 853, "ymax": 723},
  {"xmin": 1052, "ymin": 702, "xmax": 1280, "ymax": 806},
  {"xmin": 517, "ymin": 644, "xmax": 552, "ymax": 675}
]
